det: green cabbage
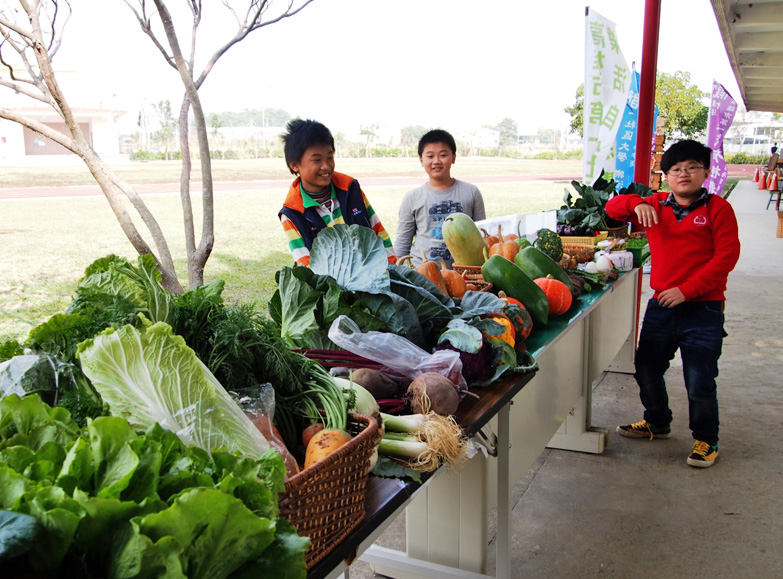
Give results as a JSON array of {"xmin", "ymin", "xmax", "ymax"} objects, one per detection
[{"xmin": 77, "ymin": 315, "xmax": 270, "ymax": 459}]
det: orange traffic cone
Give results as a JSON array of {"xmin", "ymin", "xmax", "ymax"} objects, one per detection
[
  {"xmin": 769, "ymin": 171, "xmax": 778, "ymax": 191},
  {"xmin": 754, "ymin": 166, "xmax": 760, "ymax": 182},
  {"xmin": 758, "ymin": 171, "xmax": 768, "ymax": 189}
]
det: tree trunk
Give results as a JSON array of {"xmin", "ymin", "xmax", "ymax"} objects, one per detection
[
  {"xmin": 154, "ymin": 0, "xmax": 214, "ymax": 290},
  {"xmin": 22, "ymin": 4, "xmax": 184, "ymax": 294}
]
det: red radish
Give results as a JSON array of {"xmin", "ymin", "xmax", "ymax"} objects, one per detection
[{"xmin": 302, "ymin": 422, "xmax": 325, "ymax": 449}]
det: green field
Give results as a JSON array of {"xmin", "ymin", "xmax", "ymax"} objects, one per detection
[{"xmin": 0, "ymin": 158, "xmax": 580, "ymax": 344}]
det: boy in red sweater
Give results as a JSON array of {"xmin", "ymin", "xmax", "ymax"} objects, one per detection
[{"xmin": 606, "ymin": 139, "xmax": 740, "ymax": 468}]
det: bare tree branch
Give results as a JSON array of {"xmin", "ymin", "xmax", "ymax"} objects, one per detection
[
  {"xmin": 0, "ymin": 107, "xmax": 74, "ymax": 148},
  {"xmin": 122, "ymin": 0, "xmax": 177, "ymax": 70},
  {"xmin": 195, "ymin": 0, "xmax": 315, "ymax": 87}
]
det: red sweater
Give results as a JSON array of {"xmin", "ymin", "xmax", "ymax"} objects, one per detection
[{"xmin": 605, "ymin": 192, "xmax": 740, "ymax": 301}]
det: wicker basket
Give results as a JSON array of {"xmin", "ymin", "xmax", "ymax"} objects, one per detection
[
  {"xmin": 278, "ymin": 413, "xmax": 379, "ymax": 569},
  {"xmin": 604, "ymin": 224, "xmax": 630, "ymax": 238},
  {"xmin": 560, "ymin": 244, "xmax": 596, "ymax": 267},
  {"xmin": 452, "ymin": 264, "xmax": 493, "ymax": 292},
  {"xmin": 558, "ymin": 231, "xmax": 608, "ymax": 246}
]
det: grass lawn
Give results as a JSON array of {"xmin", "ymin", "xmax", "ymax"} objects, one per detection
[{"xmin": 0, "ymin": 158, "xmax": 576, "ymax": 344}]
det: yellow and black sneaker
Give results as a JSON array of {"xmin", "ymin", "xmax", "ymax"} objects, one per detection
[
  {"xmin": 616, "ymin": 420, "xmax": 671, "ymax": 440},
  {"xmin": 687, "ymin": 441, "xmax": 719, "ymax": 468}
]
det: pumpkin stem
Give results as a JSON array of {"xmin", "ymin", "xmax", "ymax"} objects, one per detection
[{"xmin": 398, "ymin": 255, "xmax": 415, "ymax": 269}]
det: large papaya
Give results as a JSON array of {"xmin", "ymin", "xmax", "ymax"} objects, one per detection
[{"xmin": 442, "ymin": 212, "xmax": 488, "ymax": 266}]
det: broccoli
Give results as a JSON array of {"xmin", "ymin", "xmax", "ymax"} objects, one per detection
[{"xmin": 533, "ymin": 228, "xmax": 564, "ymax": 262}]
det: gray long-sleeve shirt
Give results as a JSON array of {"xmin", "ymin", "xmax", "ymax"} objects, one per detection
[{"xmin": 395, "ymin": 179, "xmax": 485, "ymax": 267}]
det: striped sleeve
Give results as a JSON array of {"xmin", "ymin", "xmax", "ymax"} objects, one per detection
[
  {"xmin": 280, "ymin": 214, "xmax": 310, "ymax": 266},
  {"xmin": 361, "ymin": 193, "xmax": 397, "ymax": 264}
]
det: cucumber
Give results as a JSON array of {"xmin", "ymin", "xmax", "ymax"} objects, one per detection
[
  {"xmin": 481, "ymin": 254, "xmax": 549, "ymax": 327},
  {"xmin": 514, "ymin": 246, "xmax": 572, "ymax": 292}
]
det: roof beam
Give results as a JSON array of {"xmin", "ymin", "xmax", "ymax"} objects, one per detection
[
  {"xmin": 738, "ymin": 52, "xmax": 783, "ymax": 67},
  {"xmin": 746, "ymin": 101, "xmax": 783, "ymax": 113},
  {"xmin": 734, "ymin": 31, "xmax": 783, "ymax": 50},
  {"xmin": 741, "ymin": 66, "xmax": 783, "ymax": 78},
  {"xmin": 729, "ymin": 3, "xmax": 783, "ymax": 27}
]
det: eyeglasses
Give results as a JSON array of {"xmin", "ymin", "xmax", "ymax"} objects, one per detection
[{"xmin": 667, "ymin": 165, "xmax": 704, "ymax": 176}]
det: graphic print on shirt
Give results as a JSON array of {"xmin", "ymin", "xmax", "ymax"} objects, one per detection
[
  {"xmin": 428, "ymin": 200, "xmax": 464, "ymax": 261},
  {"xmin": 693, "ymin": 215, "xmax": 708, "ymax": 226}
]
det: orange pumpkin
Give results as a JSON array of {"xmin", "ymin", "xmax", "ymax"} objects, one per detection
[
  {"xmin": 481, "ymin": 228, "xmax": 500, "ymax": 247},
  {"xmin": 488, "ymin": 240, "xmax": 520, "ymax": 260},
  {"xmin": 533, "ymin": 275, "xmax": 572, "ymax": 317},
  {"xmin": 439, "ymin": 262, "xmax": 468, "ymax": 299},
  {"xmin": 416, "ymin": 252, "xmax": 450, "ymax": 296},
  {"xmin": 497, "ymin": 290, "xmax": 523, "ymax": 308},
  {"xmin": 465, "ymin": 282, "xmax": 478, "ymax": 292}
]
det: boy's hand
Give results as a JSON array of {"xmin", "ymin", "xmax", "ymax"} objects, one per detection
[
  {"xmin": 634, "ymin": 203, "xmax": 659, "ymax": 227},
  {"xmin": 657, "ymin": 287, "xmax": 685, "ymax": 308}
]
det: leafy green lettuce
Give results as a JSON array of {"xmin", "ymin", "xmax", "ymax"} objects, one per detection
[
  {"xmin": 68, "ymin": 254, "xmax": 172, "ymax": 326},
  {"xmin": 77, "ymin": 316, "xmax": 270, "ymax": 459},
  {"xmin": 0, "ymin": 394, "xmax": 308, "ymax": 577}
]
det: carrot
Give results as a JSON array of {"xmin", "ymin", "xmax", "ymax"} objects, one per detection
[{"xmin": 304, "ymin": 429, "xmax": 353, "ymax": 469}]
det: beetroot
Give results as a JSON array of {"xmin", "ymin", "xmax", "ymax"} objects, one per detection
[{"xmin": 406, "ymin": 372, "xmax": 460, "ymax": 416}]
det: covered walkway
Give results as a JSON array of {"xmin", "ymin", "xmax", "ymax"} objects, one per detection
[{"xmin": 354, "ymin": 179, "xmax": 783, "ymax": 578}]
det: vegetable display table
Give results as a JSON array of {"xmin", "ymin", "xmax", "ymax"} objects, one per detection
[{"xmin": 308, "ymin": 269, "xmax": 641, "ymax": 579}]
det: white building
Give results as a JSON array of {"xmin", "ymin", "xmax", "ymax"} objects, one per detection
[{"xmin": 0, "ymin": 107, "xmax": 130, "ymax": 166}]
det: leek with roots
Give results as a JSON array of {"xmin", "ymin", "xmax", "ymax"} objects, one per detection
[{"xmin": 379, "ymin": 411, "xmax": 467, "ymax": 472}]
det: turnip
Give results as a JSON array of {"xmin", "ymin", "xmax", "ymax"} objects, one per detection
[
  {"xmin": 351, "ymin": 368, "xmax": 400, "ymax": 400},
  {"xmin": 406, "ymin": 372, "xmax": 460, "ymax": 416}
]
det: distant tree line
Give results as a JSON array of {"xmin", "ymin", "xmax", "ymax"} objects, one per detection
[{"xmin": 130, "ymin": 107, "xmax": 571, "ymax": 161}]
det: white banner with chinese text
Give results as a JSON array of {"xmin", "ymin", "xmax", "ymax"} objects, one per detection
[{"xmin": 583, "ymin": 10, "xmax": 631, "ymax": 185}]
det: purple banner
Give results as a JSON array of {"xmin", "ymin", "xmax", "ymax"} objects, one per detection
[{"xmin": 704, "ymin": 81, "xmax": 737, "ymax": 195}]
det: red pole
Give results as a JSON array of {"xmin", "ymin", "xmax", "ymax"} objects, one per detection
[{"xmin": 634, "ymin": 0, "xmax": 662, "ymax": 186}]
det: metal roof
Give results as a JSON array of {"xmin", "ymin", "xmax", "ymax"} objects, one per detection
[{"xmin": 711, "ymin": 0, "xmax": 783, "ymax": 113}]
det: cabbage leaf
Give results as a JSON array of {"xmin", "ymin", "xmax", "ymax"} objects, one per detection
[
  {"xmin": 77, "ymin": 316, "xmax": 270, "ymax": 459},
  {"xmin": 310, "ymin": 224, "xmax": 391, "ymax": 292}
]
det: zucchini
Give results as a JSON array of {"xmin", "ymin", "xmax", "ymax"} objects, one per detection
[
  {"xmin": 514, "ymin": 246, "xmax": 572, "ymax": 292},
  {"xmin": 481, "ymin": 254, "xmax": 549, "ymax": 327}
]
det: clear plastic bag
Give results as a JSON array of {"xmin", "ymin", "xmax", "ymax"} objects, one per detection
[
  {"xmin": 233, "ymin": 384, "xmax": 300, "ymax": 479},
  {"xmin": 327, "ymin": 315, "xmax": 470, "ymax": 400}
]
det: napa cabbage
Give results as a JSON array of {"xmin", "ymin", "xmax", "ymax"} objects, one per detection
[{"xmin": 77, "ymin": 315, "xmax": 270, "ymax": 459}]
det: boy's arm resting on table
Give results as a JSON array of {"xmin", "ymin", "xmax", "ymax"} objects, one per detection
[
  {"xmin": 678, "ymin": 203, "xmax": 741, "ymax": 301},
  {"xmin": 279, "ymin": 215, "xmax": 310, "ymax": 266}
]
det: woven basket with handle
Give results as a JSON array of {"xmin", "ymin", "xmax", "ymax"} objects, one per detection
[{"xmin": 278, "ymin": 413, "xmax": 379, "ymax": 569}]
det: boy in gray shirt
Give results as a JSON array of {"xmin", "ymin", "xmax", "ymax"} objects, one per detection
[{"xmin": 395, "ymin": 129, "xmax": 486, "ymax": 267}]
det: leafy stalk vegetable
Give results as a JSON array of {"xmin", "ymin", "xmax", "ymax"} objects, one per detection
[{"xmin": 378, "ymin": 411, "xmax": 467, "ymax": 472}]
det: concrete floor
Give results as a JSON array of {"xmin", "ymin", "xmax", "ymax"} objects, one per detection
[{"xmin": 347, "ymin": 180, "xmax": 783, "ymax": 579}]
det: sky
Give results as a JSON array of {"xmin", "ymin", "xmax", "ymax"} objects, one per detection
[{"xmin": 49, "ymin": 0, "xmax": 742, "ymax": 137}]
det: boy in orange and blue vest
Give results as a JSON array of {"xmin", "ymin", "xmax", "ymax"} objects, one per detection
[
  {"xmin": 606, "ymin": 139, "xmax": 740, "ymax": 468},
  {"xmin": 278, "ymin": 119, "xmax": 396, "ymax": 266}
]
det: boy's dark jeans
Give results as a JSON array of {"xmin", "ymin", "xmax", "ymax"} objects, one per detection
[{"xmin": 634, "ymin": 298, "xmax": 725, "ymax": 446}]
